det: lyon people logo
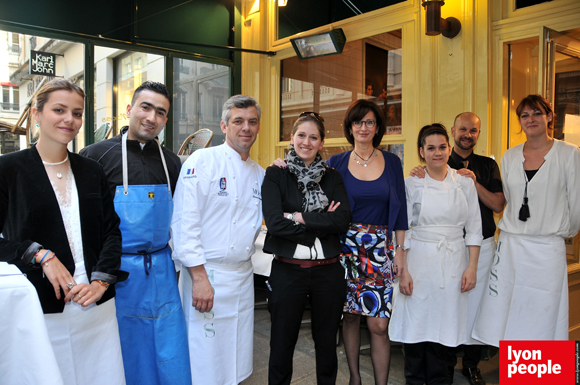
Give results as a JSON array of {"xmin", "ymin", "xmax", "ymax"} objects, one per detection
[{"xmin": 499, "ymin": 340, "xmax": 578, "ymax": 384}]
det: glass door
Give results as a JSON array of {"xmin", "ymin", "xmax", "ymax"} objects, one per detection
[{"xmin": 543, "ymin": 27, "xmax": 580, "ymax": 268}]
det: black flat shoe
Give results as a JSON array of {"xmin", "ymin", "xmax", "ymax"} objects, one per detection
[{"xmin": 462, "ymin": 367, "xmax": 486, "ymax": 385}]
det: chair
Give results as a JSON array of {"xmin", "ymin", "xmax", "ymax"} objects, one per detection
[
  {"xmin": 177, "ymin": 128, "xmax": 214, "ymax": 155},
  {"xmin": 94, "ymin": 123, "xmax": 112, "ymax": 142}
]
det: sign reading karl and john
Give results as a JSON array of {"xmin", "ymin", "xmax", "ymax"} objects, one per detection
[{"xmin": 30, "ymin": 50, "xmax": 56, "ymax": 76}]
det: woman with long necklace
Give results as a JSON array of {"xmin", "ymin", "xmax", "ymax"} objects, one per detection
[
  {"xmin": 326, "ymin": 99, "xmax": 408, "ymax": 385},
  {"xmin": 472, "ymin": 95, "xmax": 580, "ymax": 345},
  {"xmin": 0, "ymin": 79, "xmax": 126, "ymax": 384}
]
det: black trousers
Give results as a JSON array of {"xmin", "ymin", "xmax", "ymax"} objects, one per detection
[
  {"xmin": 447, "ymin": 344, "xmax": 482, "ymax": 370},
  {"xmin": 403, "ymin": 342, "xmax": 448, "ymax": 385},
  {"xmin": 268, "ymin": 258, "xmax": 346, "ymax": 385}
]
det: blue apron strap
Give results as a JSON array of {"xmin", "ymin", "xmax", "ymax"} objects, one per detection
[{"xmin": 121, "ymin": 132, "xmax": 172, "ymax": 195}]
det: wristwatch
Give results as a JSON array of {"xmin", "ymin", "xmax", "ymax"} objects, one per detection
[
  {"xmin": 94, "ymin": 280, "xmax": 110, "ymax": 289},
  {"xmin": 396, "ymin": 244, "xmax": 409, "ymax": 251},
  {"xmin": 286, "ymin": 213, "xmax": 293, "ymax": 221}
]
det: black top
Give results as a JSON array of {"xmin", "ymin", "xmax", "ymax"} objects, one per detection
[
  {"xmin": 0, "ymin": 146, "xmax": 126, "ymax": 313},
  {"xmin": 449, "ymin": 149, "xmax": 503, "ymax": 239},
  {"xmin": 261, "ymin": 165, "xmax": 352, "ymax": 259},
  {"xmin": 525, "ymin": 169, "xmax": 538, "ymax": 181},
  {"xmin": 79, "ymin": 126, "xmax": 182, "ymax": 197}
]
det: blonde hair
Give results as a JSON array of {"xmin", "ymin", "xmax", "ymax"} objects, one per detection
[{"xmin": 34, "ymin": 78, "xmax": 85, "ymax": 112}]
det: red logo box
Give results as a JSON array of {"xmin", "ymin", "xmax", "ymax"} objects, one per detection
[{"xmin": 499, "ymin": 340, "xmax": 577, "ymax": 384}]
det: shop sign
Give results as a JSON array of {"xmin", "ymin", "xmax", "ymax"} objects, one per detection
[{"xmin": 30, "ymin": 50, "xmax": 56, "ymax": 76}]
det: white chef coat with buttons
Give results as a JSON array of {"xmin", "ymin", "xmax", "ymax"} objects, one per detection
[
  {"xmin": 171, "ymin": 143, "xmax": 265, "ymax": 268},
  {"xmin": 171, "ymin": 143, "xmax": 265, "ymax": 385}
]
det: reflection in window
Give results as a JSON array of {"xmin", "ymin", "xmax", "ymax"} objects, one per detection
[
  {"xmin": 552, "ymin": 45, "xmax": 580, "ymax": 268},
  {"xmin": 95, "ymin": 48, "xmax": 164, "ymax": 143},
  {"xmin": 115, "ymin": 52, "xmax": 150, "ymax": 133},
  {"xmin": 280, "ymin": 30, "xmax": 403, "ymax": 148},
  {"xmin": 506, "ymin": 38, "xmax": 539, "ymax": 149},
  {"xmin": 3, "ymin": 31, "xmax": 84, "ymax": 151},
  {"xmin": 173, "ymin": 58, "xmax": 230, "ymax": 151}
]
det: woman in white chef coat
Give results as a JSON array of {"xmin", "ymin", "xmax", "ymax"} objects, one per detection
[
  {"xmin": 389, "ymin": 123, "xmax": 482, "ymax": 385},
  {"xmin": 472, "ymin": 95, "xmax": 580, "ymax": 345}
]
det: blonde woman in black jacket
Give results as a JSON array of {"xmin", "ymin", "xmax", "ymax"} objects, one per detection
[
  {"xmin": 0, "ymin": 79, "xmax": 126, "ymax": 385},
  {"xmin": 262, "ymin": 112, "xmax": 351, "ymax": 385}
]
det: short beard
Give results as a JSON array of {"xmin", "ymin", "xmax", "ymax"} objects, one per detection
[{"xmin": 456, "ymin": 140, "xmax": 475, "ymax": 151}]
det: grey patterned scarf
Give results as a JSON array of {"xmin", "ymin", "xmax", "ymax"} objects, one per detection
[{"xmin": 286, "ymin": 145, "xmax": 329, "ymax": 213}]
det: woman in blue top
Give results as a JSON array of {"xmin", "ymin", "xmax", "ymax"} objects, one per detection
[{"xmin": 327, "ymin": 99, "xmax": 408, "ymax": 385}]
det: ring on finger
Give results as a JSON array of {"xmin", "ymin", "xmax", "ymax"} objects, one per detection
[{"xmin": 67, "ymin": 282, "xmax": 75, "ymax": 289}]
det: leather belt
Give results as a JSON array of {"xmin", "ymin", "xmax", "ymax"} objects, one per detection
[{"xmin": 274, "ymin": 255, "xmax": 338, "ymax": 268}]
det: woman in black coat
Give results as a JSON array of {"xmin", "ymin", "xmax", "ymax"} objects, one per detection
[
  {"xmin": 262, "ymin": 112, "xmax": 351, "ymax": 385},
  {"xmin": 0, "ymin": 79, "xmax": 127, "ymax": 385}
]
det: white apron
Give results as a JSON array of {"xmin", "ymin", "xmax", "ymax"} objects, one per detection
[
  {"xmin": 466, "ymin": 237, "xmax": 495, "ymax": 345},
  {"xmin": 472, "ymin": 231, "xmax": 568, "ymax": 347},
  {"xmin": 44, "ymin": 260, "xmax": 125, "ymax": 385},
  {"xmin": 390, "ymin": 175, "xmax": 470, "ymax": 347},
  {"xmin": 180, "ymin": 260, "xmax": 254, "ymax": 385},
  {"xmin": 0, "ymin": 262, "xmax": 63, "ymax": 385}
]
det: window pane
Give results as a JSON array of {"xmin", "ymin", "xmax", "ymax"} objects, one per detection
[
  {"xmin": 173, "ymin": 58, "xmax": 230, "ymax": 153},
  {"xmin": 280, "ymin": 30, "xmax": 403, "ymax": 142},
  {"xmin": 94, "ymin": 47, "xmax": 164, "ymax": 143},
  {"xmin": 1, "ymin": 31, "xmax": 84, "ymax": 151},
  {"xmin": 12, "ymin": 87, "xmax": 19, "ymax": 111},
  {"xmin": 507, "ymin": 38, "xmax": 539, "ymax": 149},
  {"xmin": 2, "ymin": 87, "xmax": 9, "ymax": 110}
]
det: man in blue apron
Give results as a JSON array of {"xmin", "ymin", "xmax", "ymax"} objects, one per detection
[
  {"xmin": 80, "ymin": 81, "xmax": 191, "ymax": 385},
  {"xmin": 171, "ymin": 95, "xmax": 265, "ymax": 384},
  {"xmin": 410, "ymin": 112, "xmax": 504, "ymax": 385}
]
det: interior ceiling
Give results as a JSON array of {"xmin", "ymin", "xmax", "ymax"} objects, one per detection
[{"xmin": 563, "ymin": 27, "xmax": 580, "ymax": 40}]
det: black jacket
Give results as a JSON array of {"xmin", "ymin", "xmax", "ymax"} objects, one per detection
[
  {"xmin": 79, "ymin": 126, "xmax": 182, "ymax": 196},
  {"xmin": 261, "ymin": 165, "xmax": 351, "ymax": 259},
  {"xmin": 0, "ymin": 146, "xmax": 126, "ymax": 313}
]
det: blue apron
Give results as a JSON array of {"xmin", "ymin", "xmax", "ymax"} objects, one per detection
[{"xmin": 114, "ymin": 132, "xmax": 191, "ymax": 385}]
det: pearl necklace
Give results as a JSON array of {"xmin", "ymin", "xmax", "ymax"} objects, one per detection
[
  {"xmin": 42, "ymin": 155, "xmax": 68, "ymax": 179},
  {"xmin": 353, "ymin": 149, "xmax": 376, "ymax": 167}
]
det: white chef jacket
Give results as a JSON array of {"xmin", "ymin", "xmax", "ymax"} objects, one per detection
[
  {"xmin": 171, "ymin": 144, "xmax": 265, "ymax": 268},
  {"xmin": 499, "ymin": 139, "xmax": 580, "ymax": 238}
]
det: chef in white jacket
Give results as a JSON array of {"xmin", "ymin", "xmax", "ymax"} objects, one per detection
[
  {"xmin": 389, "ymin": 123, "xmax": 482, "ymax": 385},
  {"xmin": 473, "ymin": 94, "xmax": 580, "ymax": 346},
  {"xmin": 171, "ymin": 95, "xmax": 265, "ymax": 385}
]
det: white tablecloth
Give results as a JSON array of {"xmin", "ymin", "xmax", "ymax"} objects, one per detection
[
  {"xmin": 0, "ymin": 262, "xmax": 63, "ymax": 385},
  {"xmin": 251, "ymin": 230, "xmax": 273, "ymax": 276}
]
